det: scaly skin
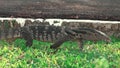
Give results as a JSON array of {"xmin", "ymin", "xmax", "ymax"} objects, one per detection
[
  {"xmin": 21, "ymin": 25, "xmax": 111, "ymax": 50},
  {"xmin": 0, "ymin": 24, "xmax": 111, "ymax": 50},
  {"xmin": 50, "ymin": 27, "xmax": 111, "ymax": 50}
]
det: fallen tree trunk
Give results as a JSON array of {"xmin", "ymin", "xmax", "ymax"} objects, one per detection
[{"xmin": 0, "ymin": 0, "xmax": 120, "ymax": 21}]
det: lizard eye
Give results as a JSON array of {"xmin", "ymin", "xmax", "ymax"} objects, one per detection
[{"xmin": 79, "ymin": 34, "xmax": 82, "ymax": 37}]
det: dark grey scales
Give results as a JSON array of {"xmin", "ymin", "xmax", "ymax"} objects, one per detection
[
  {"xmin": 0, "ymin": 21, "xmax": 111, "ymax": 50},
  {"xmin": 20, "ymin": 25, "xmax": 111, "ymax": 50}
]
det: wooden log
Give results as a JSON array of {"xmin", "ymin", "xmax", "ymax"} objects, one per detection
[{"xmin": 0, "ymin": 0, "xmax": 120, "ymax": 21}]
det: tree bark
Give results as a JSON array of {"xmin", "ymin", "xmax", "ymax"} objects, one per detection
[{"xmin": 0, "ymin": 0, "xmax": 120, "ymax": 21}]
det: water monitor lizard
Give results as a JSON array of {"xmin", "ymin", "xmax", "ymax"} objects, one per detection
[{"xmin": 20, "ymin": 25, "xmax": 111, "ymax": 50}]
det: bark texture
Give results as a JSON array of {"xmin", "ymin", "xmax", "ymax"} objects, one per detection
[{"xmin": 0, "ymin": 0, "xmax": 120, "ymax": 21}]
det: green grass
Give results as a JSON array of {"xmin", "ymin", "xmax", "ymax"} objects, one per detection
[{"xmin": 0, "ymin": 37, "xmax": 120, "ymax": 68}]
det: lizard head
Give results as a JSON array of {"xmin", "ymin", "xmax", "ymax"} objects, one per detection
[
  {"xmin": 93, "ymin": 29, "xmax": 111, "ymax": 43},
  {"xmin": 72, "ymin": 28, "xmax": 111, "ymax": 43}
]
